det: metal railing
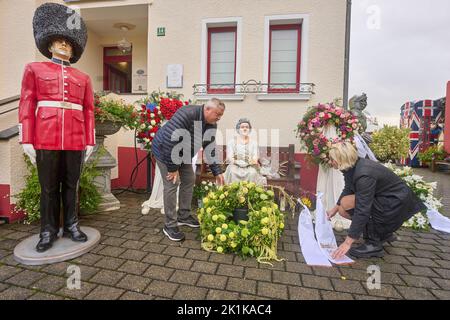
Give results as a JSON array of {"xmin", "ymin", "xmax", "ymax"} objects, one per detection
[
  {"xmin": 0, "ymin": 95, "xmax": 20, "ymax": 115},
  {"xmin": 193, "ymin": 80, "xmax": 315, "ymax": 95}
]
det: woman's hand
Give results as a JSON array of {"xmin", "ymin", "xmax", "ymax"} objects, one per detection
[
  {"xmin": 331, "ymin": 236, "xmax": 355, "ymax": 260},
  {"xmin": 326, "ymin": 205, "xmax": 339, "ymax": 220}
]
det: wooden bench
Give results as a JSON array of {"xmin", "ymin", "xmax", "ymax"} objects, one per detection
[
  {"xmin": 195, "ymin": 144, "xmax": 301, "ymax": 197},
  {"xmin": 431, "ymin": 157, "xmax": 450, "ymax": 173}
]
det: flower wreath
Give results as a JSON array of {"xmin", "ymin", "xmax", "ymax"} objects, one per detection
[
  {"xmin": 296, "ymin": 103, "xmax": 362, "ymax": 167},
  {"xmin": 198, "ymin": 181, "xmax": 286, "ymax": 265},
  {"xmin": 136, "ymin": 91, "xmax": 189, "ymax": 150}
]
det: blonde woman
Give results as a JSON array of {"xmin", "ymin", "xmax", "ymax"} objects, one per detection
[{"xmin": 327, "ymin": 142, "xmax": 426, "ymax": 259}]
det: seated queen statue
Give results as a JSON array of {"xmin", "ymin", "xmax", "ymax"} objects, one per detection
[{"xmin": 224, "ymin": 118, "xmax": 266, "ymax": 185}]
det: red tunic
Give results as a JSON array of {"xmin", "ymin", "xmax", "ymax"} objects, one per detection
[{"xmin": 18, "ymin": 61, "xmax": 95, "ymax": 150}]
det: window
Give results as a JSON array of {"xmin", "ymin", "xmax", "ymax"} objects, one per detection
[
  {"xmin": 207, "ymin": 27, "xmax": 237, "ymax": 94},
  {"xmin": 268, "ymin": 24, "xmax": 301, "ymax": 93}
]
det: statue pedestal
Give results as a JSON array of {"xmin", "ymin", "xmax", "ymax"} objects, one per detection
[
  {"xmin": 13, "ymin": 227, "xmax": 101, "ymax": 266},
  {"xmin": 89, "ymin": 120, "xmax": 122, "ymax": 212}
]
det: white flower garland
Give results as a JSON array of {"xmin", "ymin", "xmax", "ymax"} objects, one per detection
[{"xmin": 384, "ymin": 163, "xmax": 443, "ymax": 231}]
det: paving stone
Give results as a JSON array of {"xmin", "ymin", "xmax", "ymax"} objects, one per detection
[
  {"xmin": 197, "ymin": 274, "xmax": 228, "ymax": 290},
  {"xmin": 257, "ymin": 282, "xmax": 288, "ymax": 300},
  {"xmin": 57, "ymin": 281, "xmax": 97, "ymax": 300},
  {"xmin": 244, "ymin": 267, "xmax": 272, "ymax": 282},
  {"xmin": 185, "ymin": 249, "xmax": 211, "ymax": 261},
  {"xmin": 217, "ymin": 264, "xmax": 244, "ymax": 278},
  {"xmin": 312, "ymin": 266, "xmax": 342, "ymax": 278},
  {"xmin": 32, "ymin": 275, "xmax": 66, "ymax": 293},
  {"xmin": 143, "ymin": 265, "xmax": 175, "ymax": 281},
  {"xmin": 431, "ymin": 289, "xmax": 450, "ymax": 300},
  {"xmin": 399, "ymin": 275, "xmax": 440, "ymax": 289},
  {"xmin": 288, "ymin": 286, "xmax": 320, "ymax": 300},
  {"xmin": 119, "ymin": 291, "xmax": 152, "ymax": 300},
  {"xmin": 5, "ymin": 270, "xmax": 45, "ymax": 287},
  {"xmin": 227, "ymin": 277, "xmax": 257, "ymax": 295},
  {"xmin": 166, "ymin": 257, "xmax": 194, "ymax": 270},
  {"xmin": 320, "ymin": 290, "xmax": 353, "ymax": 300},
  {"xmin": 97, "ymin": 246, "xmax": 127, "ymax": 258},
  {"xmin": 0, "ymin": 283, "xmax": 8, "ymax": 292},
  {"xmin": 119, "ymin": 249, "xmax": 147, "ymax": 261},
  {"xmin": 90, "ymin": 270, "xmax": 126, "ymax": 286},
  {"xmin": 0, "ymin": 286, "xmax": 35, "ymax": 300},
  {"xmin": 204, "ymin": 250, "xmax": 235, "ymax": 264},
  {"xmin": 85, "ymin": 285, "xmax": 125, "ymax": 300},
  {"xmin": 404, "ymin": 265, "xmax": 440, "ymax": 277},
  {"xmin": 28, "ymin": 292, "xmax": 65, "ymax": 300},
  {"xmin": 120, "ymin": 240, "xmax": 146, "ymax": 250},
  {"xmin": 396, "ymin": 286, "xmax": 435, "ymax": 300},
  {"xmin": 142, "ymin": 243, "xmax": 167, "ymax": 254},
  {"xmin": 142, "ymin": 252, "xmax": 170, "ymax": 266},
  {"xmin": 433, "ymin": 268, "xmax": 450, "ymax": 279},
  {"xmin": 116, "ymin": 274, "xmax": 151, "ymax": 293},
  {"xmin": 206, "ymin": 289, "xmax": 240, "ymax": 300},
  {"xmin": 382, "ymin": 255, "xmax": 411, "ymax": 265},
  {"xmin": 331, "ymin": 279, "xmax": 366, "ymax": 295},
  {"xmin": 366, "ymin": 284, "xmax": 402, "ymax": 299},
  {"xmin": 117, "ymin": 260, "xmax": 149, "ymax": 275},
  {"xmin": 272, "ymin": 270, "xmax": 301, "ymax": 286},
  {"xmin": 94, "ymin": 257, "xmax": 127, "ymax": 270},
  {"xmin": 169, "ymin": 270, "xmax": 200, "ymax": 286},
  {"xmin": 285, "ymin": 262, "xmax": 313, "ymax": 274},
  {"xmin": 0, "ymin": 265, "xmax": 22, "ymax": 281},
  {"xmin": 173, "ymin": 285, "xmax": 208, "ymax": 300},
  {"xmin": 409, "ymin": 249, "xmax": 440, "ymax": 259},
  {"xmin": 145, "ymin": 280, "xmax": 178, "ymax": 298},
  {"xmin": 301, "ymin": 275, "xmax": 334, "ymax": 291},
  {"xmin": 162, "ymin": 246, "xmax": 188, "ymax": 258},
  {"xmin": 70, "ymin": 253, "xmax": 103, "ymax": 266},
  {"xmin": 100, "ymin": 237, "xmax": 127, "ymax": 247},
  {"xmin": 191, "ymin": 261, "xmax": 218, "ymax": 274}
]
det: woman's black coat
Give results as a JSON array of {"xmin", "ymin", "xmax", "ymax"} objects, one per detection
[{"xmin": 339, "ymin": 158, "xmax": 426, "ymax": 239}]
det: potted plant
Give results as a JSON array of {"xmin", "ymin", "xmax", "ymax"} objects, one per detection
[{"xmin": 370, "ymin": 125, "xmax": 410, "ymax": 163}]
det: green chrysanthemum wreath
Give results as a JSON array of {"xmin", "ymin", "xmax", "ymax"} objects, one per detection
[{"xmin": 198, "ymin": 181, "xmax": 287, "ymax": 265}]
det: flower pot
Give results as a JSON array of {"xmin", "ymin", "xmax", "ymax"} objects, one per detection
[
  {"xmin": 95, "ymin": 119, "xmax": 122, "ymax": 136},
  {"xmin": 233, "ymin": 207, "xmax": 249, "ymax": 223}
]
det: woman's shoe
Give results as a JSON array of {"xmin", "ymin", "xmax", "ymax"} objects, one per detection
[{"xmin": 349, "ymin": 242, "xmax": 384, "ymax": 259}]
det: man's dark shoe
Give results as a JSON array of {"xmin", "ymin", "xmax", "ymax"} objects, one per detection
[
  {"xmin": 36, "ymin": 232, "xmax": 57, "ymax": 253},
  {"xmin": 349, "ymin": 242, "xmax": 384, "ymax": 259},
  {"xmin": 177, "ymin": 216, "xmax": 200, "ymax": 228},
  {"xmin": 63, "ymin": 225, "xmax": 88, "ymax": 242},
  {"xmin": 163, "ymin": 226, "xmax": 185, "ymax": 241}
]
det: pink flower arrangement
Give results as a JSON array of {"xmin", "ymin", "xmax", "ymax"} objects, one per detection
[{"xmin": 296, "ymin": 103, "xmax": 362, "ymax": 166}]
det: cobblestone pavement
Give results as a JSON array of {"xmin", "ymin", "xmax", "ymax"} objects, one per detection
[{"xmin": 0, "ymin": 169, "xmax": 449, "ymax": 300}]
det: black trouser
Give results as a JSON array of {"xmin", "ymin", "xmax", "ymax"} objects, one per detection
[
  {"xmin": 36, "ymin": 150, "xmax": 83, "ymax": 237},
  {"xmin": 347, "ymin": 210, "xmax": 390, "ymax": 244}
]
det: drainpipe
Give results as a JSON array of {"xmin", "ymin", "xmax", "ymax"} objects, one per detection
[{"xmin": 343, "ymin": 0, "xmax": 352, "ymax": 109}]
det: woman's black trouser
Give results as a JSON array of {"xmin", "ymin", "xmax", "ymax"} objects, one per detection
[{"xmin": 36, "ymin": 150, "xmax": 83, "ymax": 237}]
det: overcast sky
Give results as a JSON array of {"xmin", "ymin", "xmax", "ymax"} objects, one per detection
[{"xmin": 349, "ymin": 0, "xmax": 450, "ymax": 126}]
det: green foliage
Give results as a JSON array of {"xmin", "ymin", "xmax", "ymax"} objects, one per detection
[
  {"xmin": 94, "ymin": 91, "xmax": 138, "ymax": 130},
  {"xmin": 193, "ymin": 181, "xmax": 217, "ymax": 202},
  {"xmin": 418, "ymin": 146, "xmax": 448, "ymax": 163},
  {"xmin": 370, "ymin": 125, "xmax": 410, "ymax": 162},
  {"xmin": 14, "ymin": 153, "xmax": 102, "ymax": 224}
]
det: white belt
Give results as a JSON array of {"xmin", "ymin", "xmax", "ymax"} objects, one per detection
[{"xmin": 37, "ymin": 101, "xmax": 83, "ymax": 111}]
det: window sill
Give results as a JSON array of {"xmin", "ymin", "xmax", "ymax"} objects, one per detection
[
  {"xmin": 194, "ymin": 94, "xmax": 245, "ymax": 101},
  {"xmin": 256, "ymin": 93, "xmax": 312, "ymax": 101}
]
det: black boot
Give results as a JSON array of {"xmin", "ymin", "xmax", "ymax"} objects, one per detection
[
  {"xmin": 382, "ymin": 233, "xmax": 397, "ymax": 244},
  {"xmin": 63, "ymin": 224, "xmax": 88, "ymax": 242},
  {"xmin": 350, "ymin": 220, "xmax": 384, "ymax": 258},
  {"xmin": 349, "ymin": 242, "xmax": 384, "ymax": 258},
  {"xmin": 36, "ymin": 232, "xmax": 57, "ymax": 253}
]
